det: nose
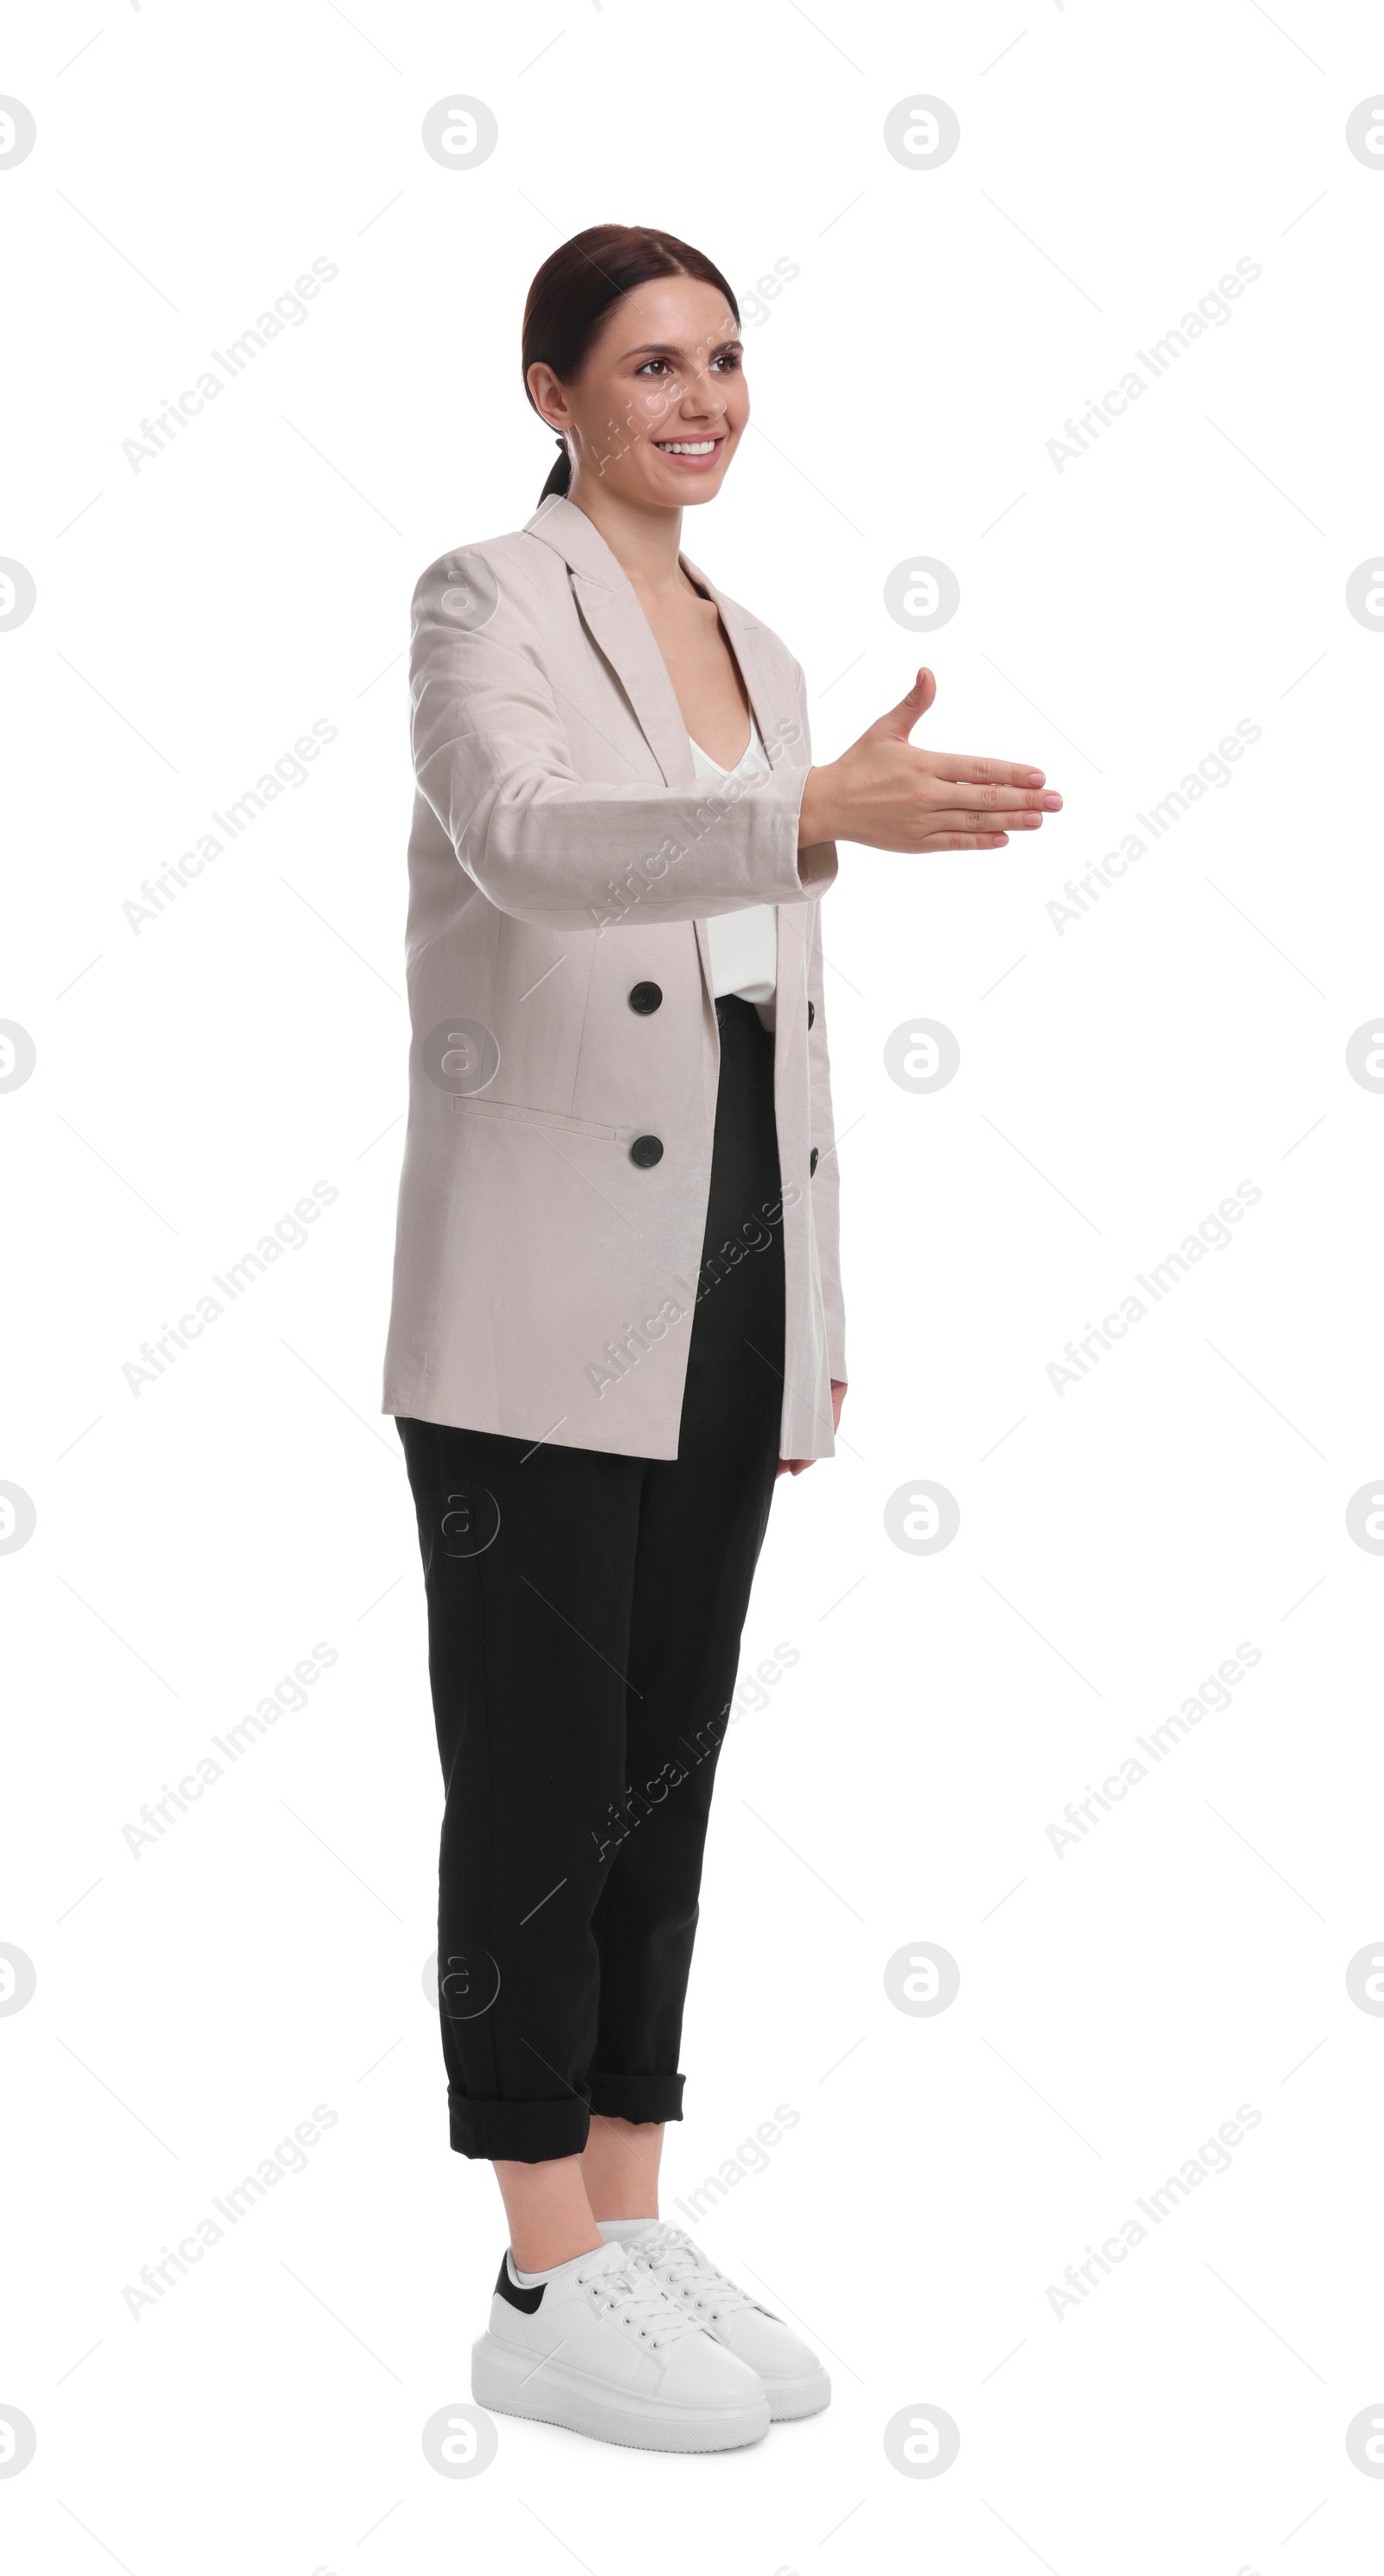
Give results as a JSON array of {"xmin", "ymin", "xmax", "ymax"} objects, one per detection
[{"xmin": 679, "ymin": 368, "xmax": 727, "ymax": 420}]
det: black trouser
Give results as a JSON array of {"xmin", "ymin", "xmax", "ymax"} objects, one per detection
[{"xmin": 397, "ymin": 996, "xmax": 787, "ymax": 2162}]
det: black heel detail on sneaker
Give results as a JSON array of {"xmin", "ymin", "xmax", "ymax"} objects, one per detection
[{"xmin": 495, "ymin": 2252, "xmax": 545, "ymax": 2314}]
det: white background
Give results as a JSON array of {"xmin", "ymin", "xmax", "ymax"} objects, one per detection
[{"xmin": 3, "ymin": 2, "xmax": 1384, "ymax": 2569}]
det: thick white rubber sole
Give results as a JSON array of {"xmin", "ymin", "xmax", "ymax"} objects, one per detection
[
  {"xmin": 764, "ymin": 2365, "xmax": 831, "ymax": 2422},
  {"xmin": 471, "ymin": 2331, "xmax": 771, "ymax": 2453}
]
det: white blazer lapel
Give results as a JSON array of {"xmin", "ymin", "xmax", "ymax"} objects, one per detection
[
  {"xmin": 523, "ymin": 497, "xmax": 695, "ymax": 788},
  {"xmin": 568, "ymin": 577, "xmax": 697, "ymax": 788}
]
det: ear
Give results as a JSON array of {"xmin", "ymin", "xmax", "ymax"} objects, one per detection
[{"xmin": 526, "ymin": 360, "xmax": 573, "ymax": 434}]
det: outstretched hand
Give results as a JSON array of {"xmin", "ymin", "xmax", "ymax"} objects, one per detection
[{"xmin": 798, "ymin": 669, "xmax": 1063, "ymax": 854}]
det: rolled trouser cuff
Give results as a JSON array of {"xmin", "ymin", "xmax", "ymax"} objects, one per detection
[
  {"xmin": 449, "ymin": 2087, "xmax": 592, "ymax": 2163},
  {"xmin": 587, "ymin": 2069, "xmax": 685, "ymax": 2125}
]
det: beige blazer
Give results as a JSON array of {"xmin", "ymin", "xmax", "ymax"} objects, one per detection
[{"xmin": 381, "ymin": 494, "xmax": 845, "ymax": 1461}]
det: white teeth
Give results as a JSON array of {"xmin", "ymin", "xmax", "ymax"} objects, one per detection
[{"xmin": 657, "ymin": 439, "xmax": 716, "ymax": 455}]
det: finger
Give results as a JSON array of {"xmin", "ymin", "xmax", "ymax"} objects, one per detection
[
  {"xmin": 924, "ymin": 753, "xmax": 1048, "ymax": 787},
  {"xmin": 920, "ymin": 808, "xmax": 1047, "ymax": 834},
  {"xmin": 926, "ymin": 782, "xmax": 1061, "ymax": 815},
  {"xmin": 916, "ymin": 831, "xmax": 1014, "ymax": 851},
  {"xmin": 870, "ymin": 667, "xmax": 936, "ymax": 743}
]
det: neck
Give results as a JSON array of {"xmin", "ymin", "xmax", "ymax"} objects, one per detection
[{"xmin": 565, "ymin": 479, "xmax": 689, "ymax": 596}]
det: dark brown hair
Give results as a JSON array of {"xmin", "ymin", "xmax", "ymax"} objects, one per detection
[{"xmin": 522, "ymin": 224, "xmax": 740, "ymax": 503}]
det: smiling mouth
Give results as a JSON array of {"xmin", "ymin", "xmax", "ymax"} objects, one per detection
[{"xmin": 653, "ymin": 435, "xmax": 725, "ymax": 465}]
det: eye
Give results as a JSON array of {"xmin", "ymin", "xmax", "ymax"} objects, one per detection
[
  {"xmin": 635, "ymin": 357, "xmax": 672, "ymax": 377},
  {"xmin": 711, "ymin": 349, "xmax": 743, "ymax": 372}
]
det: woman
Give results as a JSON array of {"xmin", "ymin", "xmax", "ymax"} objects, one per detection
[{"xmin": 384, "ymin": 224, "xmax": 1060, "ymax": 2453}]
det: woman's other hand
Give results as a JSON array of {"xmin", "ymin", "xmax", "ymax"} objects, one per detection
[{"xmin": 778, "ymin": 1377, "xmax": 846, "ymax": 1479}]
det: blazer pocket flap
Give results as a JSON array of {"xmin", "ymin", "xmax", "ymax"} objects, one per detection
[{"xmin": 450, "ymin": 1096, "xmax": 618, "ymax": 1142}]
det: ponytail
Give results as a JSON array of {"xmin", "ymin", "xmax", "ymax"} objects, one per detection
[{"xmin": 538, "ymin": 437, "xmax": 572, "ymax": 504}]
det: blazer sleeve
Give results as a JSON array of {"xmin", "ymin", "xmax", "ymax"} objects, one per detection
[
  {"xmin": 793, "ymin": 662, "xmax": 847, "ymax": 1385},
  {"xmin": 409, "ymin": 553, "xmax": 836, "ymax": 932}
]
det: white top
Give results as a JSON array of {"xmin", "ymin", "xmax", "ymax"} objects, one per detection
[{"xmin": 689, "ymin": 720, "xmax": 778, "ymax": 1005}]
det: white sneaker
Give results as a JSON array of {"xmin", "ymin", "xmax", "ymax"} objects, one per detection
[
  {"xmin": 471, "ymin": 2238, "xmax": 770, "ymax": 2452},
  {"xmin": 599, "ymin": 2220, "xmax": 831, "ymax": 2421}
]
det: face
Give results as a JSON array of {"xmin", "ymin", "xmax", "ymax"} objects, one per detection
[{"xmin": 528, "ymin": 276, "xmax": 747, "ymax": 507}]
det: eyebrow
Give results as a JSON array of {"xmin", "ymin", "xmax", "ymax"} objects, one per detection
[{"xmin": 620, "ymin": 336, "xmax": 744, "ymax": 361}]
